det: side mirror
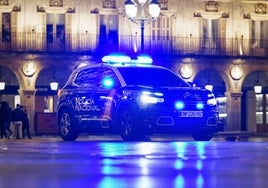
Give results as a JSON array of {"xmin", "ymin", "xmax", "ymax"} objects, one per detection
[{"xmin": 187, "ymin": 82, "xmax": 197, "ymax": 87}]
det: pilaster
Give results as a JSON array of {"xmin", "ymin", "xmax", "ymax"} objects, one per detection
[
  {"xmin": 225, "ymin": 92, "xmax": 243, "ymax": 131},
  {"xmin": 18, "ymin": 89, "xmax": 36, "ymax": 134}
]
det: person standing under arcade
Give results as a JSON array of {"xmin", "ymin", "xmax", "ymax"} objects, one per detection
[
  {"xmin": 0, "ymin": 101, "xmax": 13, "ymax": 139},
  {"xmin": 20, "ymin": 105, "xmax": 32, "ymax": 139},
  {"xmin": 12, "ymin": 104, "xmax": 24, "ymax": 139}
]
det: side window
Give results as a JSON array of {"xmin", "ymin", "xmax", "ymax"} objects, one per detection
[
  {"xmin": 75, "ymin": 68, "xmax": 98, "ymax": 87},
  {"xmin": 97, "ymin": 68, "xmax": 120, "ymax": 89}
]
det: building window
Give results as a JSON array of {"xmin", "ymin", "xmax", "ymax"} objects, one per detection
[
  {"xmin": 202, "ymin": 19, "xmax": 220, "ymax": 48},
  {"xmin": 0, "ymin": 0, "xmax": 8, "ymax": 6},
  {"xmin": 99, "ymin": 15, "xmax": 118, "ymax": 49},
  {"xmin": 252, "ymin": 20, "xmax": 268, "ymax": 48},
  {"xmin": 49, "ymin": 0, "xmax": 63, "ymax": 7},
  {"xmin": 2, "ymin": 13, "xmax": 10, "ymax": 42},
  {"xmin": 103, "ymin": 0, "xmax": 116, "ymax": 9},
  {"xmin": 256, "ymin": 94, "xmax": 264, "ymax": 124},
  {"xmin": 151, "ymin": 16, "xmax": 170, "ymax": 41},
  {"xmin": 46, "ymin": 14, "xmax": 65, "ymax": 44}
]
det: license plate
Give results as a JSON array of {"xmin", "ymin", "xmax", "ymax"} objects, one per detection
[{"xmin": 179, "ymin": 111, "xmax": 203, "ymax": 117}]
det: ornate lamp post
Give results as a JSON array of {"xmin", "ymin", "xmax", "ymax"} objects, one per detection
[{"xmin": 125, "ymin": 0, "xmax": 160, "ymax": 52}]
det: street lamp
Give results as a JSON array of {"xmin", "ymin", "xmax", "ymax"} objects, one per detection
[
  {"xmin": 50, "ymin": 81, "xmax": 58, "ymax": 91},
  {"xmin": 254, "ymin": 84, "xmax": 262, "ymax": 94},
  {"xmin": 0, "ymin": 81, "xmax": 5, "ymax": 90},
  {"xmin": 254, "ymin": 71, "xmax": 262, "ymax": 94},
  {"xmin": 50, "ymin": 68, "xmax": 58, "ymax": 91},
  {"xmin": 0, "ymin": 67, "xmax": 5, "ymax": 90},
  {"xmin": 205, "ymin": 71, "xmax": 213, "ymax": 92},
  {"xmin": 125, "ymin": 0, "xmax": 160, "ymax": 52}
]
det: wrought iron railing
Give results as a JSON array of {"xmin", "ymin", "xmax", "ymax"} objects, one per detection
[{"xmin": 0, "ymin": 32, "xmax": 268, "ymax": 58}]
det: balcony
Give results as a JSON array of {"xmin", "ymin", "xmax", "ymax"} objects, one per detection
[{"xmin": 0, "ymin": 32, "xmax": 268, "ymax": 58}]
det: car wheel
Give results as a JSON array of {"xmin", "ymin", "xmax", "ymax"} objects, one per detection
[
  {"xmin": 58, "ymin": 109, "xmax": 79, "ymax": 141},
  {"xmin": 224, "ymin": 136, "xmax": 237, "ymax": 141},
  {"xmin": 119, "ymin": 107, "xmax": 146, "ymax": 141},
  {"xmin": 192, "ymin": 133, "xmax": 213, "ymax": 141}
]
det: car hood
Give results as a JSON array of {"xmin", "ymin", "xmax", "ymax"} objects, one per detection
[
  {"xmin": 125, "ymin": 85, "xmax": 210, "ymax": 101},
  {"xmin": 161, "ymin": 86, "xmax": 209, "ymax": 101}
]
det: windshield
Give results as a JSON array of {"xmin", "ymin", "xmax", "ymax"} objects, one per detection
[{"xmin": 117, "ymin": 66, "xmax": 189, "ymax": 87}]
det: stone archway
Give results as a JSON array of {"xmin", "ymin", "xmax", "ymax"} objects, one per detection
[
  {"xmin": 34, "ymin": 66, "xmax": 71, "ymax": 135},
  {"xmin": 194, "ymin": 69, "xmax": 227, "ymax": 130},
  {"xmin": 243, "ymin": 70, "xmax": 268, "ymax": 132},
  {"xmin": 0, "ymin": 65, "xmax": 19, "ymax": 109},
  {"xmin": 36, "ymin": 66, "xmax": 71, "ymax": 113},
  {"xmin": 193, "ymin": 69, "xmax": 226, "ymax": 97}
]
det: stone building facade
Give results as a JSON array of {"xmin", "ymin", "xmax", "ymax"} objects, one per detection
[{"xmin": 0, "ymin": 0, "xmax": 268, "ymax": 134}]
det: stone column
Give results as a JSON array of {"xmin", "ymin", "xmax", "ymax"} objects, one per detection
[
  {"xmin": 225, "ymin": 92, "xmax": 243, "ymax": 131},
  {"xmin": 18, "ymin": 89, "xmax": 36, "ymax": 135},
  {"xmin": 246, "ymin": 90, "xmax": 257, "ymax": 132}
]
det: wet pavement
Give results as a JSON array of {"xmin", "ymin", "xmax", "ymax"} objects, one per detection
[{"xmin": 0, "ymin": 134, "xmax": 268, "ymax": 188}]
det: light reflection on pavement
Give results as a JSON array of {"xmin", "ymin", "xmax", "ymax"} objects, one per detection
[{"xmin": 0, "ymin": 135, "xmax": 268, "ymax": 188}]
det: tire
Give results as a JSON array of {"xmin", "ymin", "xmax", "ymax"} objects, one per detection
[
  {"xmin": 118, "ymin": 106, "xmax": 146, "ymax": 141},
  {"xmin": 58, "ymin": 108, "xmax": 79, "ymax": 141},
  {"xmin": 192, "ymin": 133, "xmax": 213, "ymax": 141},
  {"xmin": 224, "ymin": 136, "xmax": 237, "ymax": 141}
]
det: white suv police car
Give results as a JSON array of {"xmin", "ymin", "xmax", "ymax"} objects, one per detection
[{"xmin": 57, "ymin": 60, "xmax": 220, "ymax": 141}]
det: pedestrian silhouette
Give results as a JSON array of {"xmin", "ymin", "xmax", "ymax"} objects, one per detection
[
  {"xmin": 20, "ymin": 105, "xmax": 32, "ymax": 139},
  {"xmin": 0, "ymin": 102, "xmax": 3, "ymax": 138},
  {"xmin": 0, "ymin": 101, "xmax": 13, "ymax": 139},
  {"xmin": 12, "ymin": 104, "xmax": 24, "ymax": 139}
]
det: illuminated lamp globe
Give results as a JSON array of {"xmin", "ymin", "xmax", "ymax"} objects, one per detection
[
  {"xmin": 149, "ymin": 0, "xmax": 160, "ymax": 18},
  {"xmin": 125, "ymin": 0, "xmax": 137, "ymax": 18},
  {"xmin": 0, "ymin": 81, "xmax": 5, "ymax": 90},
  {"xmin": 230, "ymin": 65, "xmax": 243, "ymax": 80},
  {"xmin": 50, "ymin": 81, "xmax": 59, "ymax": 91},
  {"xmin": 254, "ymin": 84, "xmax": 262, "ymax": 94},
  {"xmin": 180, "ymin": 64, "xmax": 193, "ymax": 79}
]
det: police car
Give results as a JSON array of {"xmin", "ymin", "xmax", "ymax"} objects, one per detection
[{"xmin": 57, "ymin": 55, "xmax": 220, "ymax": 141}]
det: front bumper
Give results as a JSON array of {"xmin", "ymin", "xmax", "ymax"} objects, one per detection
[{"xmin": 141, "ymin": 106, "xmax": 220, "ymax": 134}]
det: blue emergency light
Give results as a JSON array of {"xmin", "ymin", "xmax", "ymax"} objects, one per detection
[
  {"xmin": 196, "ymin": 102, "xmax": 204, "ymax": 110},
  {"xmin": 102, "ymin": 53, "xmax": 131, "ymax": 64},
  {"xmin": 175, "ymin": 101, "xmax": 185, "ymax": 110},
  {"xmin": 102, "ymin": 53, "xmax": 153, "ymax": 65},
  {"xmin": 101, "ymin": 76, "xmax": 115, "ymax": 89}
]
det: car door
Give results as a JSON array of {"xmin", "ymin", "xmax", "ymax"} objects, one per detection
[
  {"xmin": 93, "ymin": 67, "xmax": 121, "ymax": 120},
  {"xmin": 73, "ymin": 67, "xmax": 99, "ymax": 120}
]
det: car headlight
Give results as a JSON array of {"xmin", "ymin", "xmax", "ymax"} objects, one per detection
[
  {"xmin": 207, "ymin": 93, "xmax": 217, "ymax": 106},
  {"xmin": 140, "ymin": 91, "xmax": 164, "ymax": 104}
]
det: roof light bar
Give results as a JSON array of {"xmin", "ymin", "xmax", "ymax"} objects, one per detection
[
  {"xmin": 102, "ymin": 53, "xmax": 153, "ymax": 65},
  {"xmin": 102, "ymin": 54, "xmax": 131, "ymax": 64}
]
